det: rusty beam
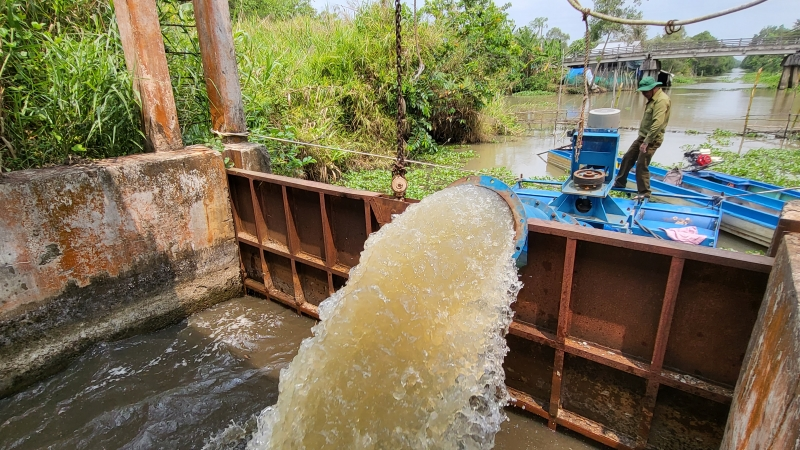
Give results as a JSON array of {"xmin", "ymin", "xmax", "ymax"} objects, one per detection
[
  {"xmin": 113, "ymin": 0, "xmax": 183, "ymax": 152},
  {"xmin": 528, "ymin": 219, "xmax": 773, "ymax": 273},
  {"xmin": 636, "ymin": 257, "xmax": 684, "ymax": 449},
  {"xmin": 192, "ymin": 0, "xmax": 247, "ymax": 143},
  {"xmin": 548, "ymin": 238, "xmax": 576, "ymax": 429}
]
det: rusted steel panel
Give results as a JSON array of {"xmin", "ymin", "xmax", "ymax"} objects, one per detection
[
  {"xmin": 254, "ymin": 181, "xmax": 290, "ymax": 251},
  {"xmin": 649, "ymin": 386, "xmax": 730, "ymax": 450},
  {"xmin": 228, "ymin": 170, "xmax": 410, "ymax": 318},
  {"xmin": 504, "ymin": 336, "xmax": 555, "ymax": 411},
  {"xmin": 327, "ymin": 196, "xmax": 369, "ymax": 268},
  {"xmin": 296, "ymin": 262, "xmax": 329, "ymax": 306},
  {"xmin": 192, "ymin": 0, "xmax": 247, "ymax": 143},
  {"xmin": 663, "ymin": 260, "xmax": 767, "ymax": 386},
  {"xmin": 225, "ymin": 171, "xmax": 780, "ymax": 450},
  {"xmin": 721, "ymin": 233, "xmax": 800, "ymax": 450},
  {"xmin": 637, "ymin": 258, "xmax": 684, "ymax": 449},
  {"xmin": 562, "ymin": 354, "xmax": 647, "ymax": 440},
  {"xmin": 570, "ymin": 242, "xmax": 670, "ymax": 362},
  {"xmin": 113, "ymin": 0, "xmax": 182, "ymax": 152},
  {"xmin": 528, "ymin": 219, "xmax": 773, "ymax": 274},
  {"xmin": 239, "ymin": 243, "xmax": 264, "ymax": 284},
  {"xmin": 514, "ymin": 233, "xmax": 566, "ymax": 332},
  {"xmin": 286, "ymin": 187, "xmax": 327, "ymax": 262},
  {"xmin": 228, "ymin": 175, "xmax": 258, "ymax": 240}
]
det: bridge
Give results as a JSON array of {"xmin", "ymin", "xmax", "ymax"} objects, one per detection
[
  {"xmin": 564, "ymin": 36, "xmax": 800, "ymax": 65},
  {"xmin": 564, "ymin": 36, "xmax": 800, "ymax": 90}
]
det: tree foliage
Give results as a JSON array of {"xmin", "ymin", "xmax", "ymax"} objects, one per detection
[
  {"xmin": 647, "ymin": 30, "xmax": 736, "ymax": 76},
  {"xmin": 741, "ymin": 22, "xmax": 800, "ymax": 73},
  {"xmin": 588, "ymin": 0, "xmax": 646, "ymax": 44}
]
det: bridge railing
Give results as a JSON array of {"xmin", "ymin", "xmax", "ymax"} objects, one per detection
[{"xmin": 565, "ymin": 36, "xmax": 800, "ymax": 62}]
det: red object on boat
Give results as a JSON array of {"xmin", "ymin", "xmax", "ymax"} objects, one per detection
[{"xmin": 695, "ymin": 154, "xmax": 712, "ymax": 167}]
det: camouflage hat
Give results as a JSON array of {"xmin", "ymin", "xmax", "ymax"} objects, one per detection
[{"xmin": 637, "ymin": 76, "xmax": 662, "ymax": 91}]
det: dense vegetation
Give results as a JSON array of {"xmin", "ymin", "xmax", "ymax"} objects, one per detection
[
  {"xmin": 0, "ymin": 1, "xmax": 142, "ymax": 171},
  {"xmin": 1, "ymin": 0, "xmax": 796, "ymax": 188},
  {"xmin": 741, "ymin": 21, "xmax": 800, "ymax": 74}
]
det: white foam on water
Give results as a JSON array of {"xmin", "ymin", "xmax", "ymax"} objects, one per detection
[{"xmin": 248, "ymin": 184, "xmax": 522, "ymax": 450}]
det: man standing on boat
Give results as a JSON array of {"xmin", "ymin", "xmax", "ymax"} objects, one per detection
[{"xmin": 613, "ymin": 76, "xmax": 671, "ymax": 199}]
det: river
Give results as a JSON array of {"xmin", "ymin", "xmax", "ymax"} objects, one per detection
[
  {"xmin": 464, "ymin": 69, "xmax": 797, "ymax": 252},
  {"xmin": 0, "ymin": 297, "xmax": 604, "ymax": 450},
  {"xmin": 465, "ymin": 69, "xmax": 799, "ymax": 178}
]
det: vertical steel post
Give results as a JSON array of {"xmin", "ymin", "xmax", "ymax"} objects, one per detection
[
  {"xmin": 114, "ymin": 0, "xmax": 183, "ymax": 152},
  {"xmin": 193, "ymin": 0, "xmax": 248, "ymax": 143}
]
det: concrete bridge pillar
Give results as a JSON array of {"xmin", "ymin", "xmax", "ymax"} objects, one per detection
[
  {"xmin": 640, "ymin": 56, "xmax": 660, "ymax": 81},
  {"xmin": 778, "ymin": 51, "xmax": 800, "ymax": 90}
]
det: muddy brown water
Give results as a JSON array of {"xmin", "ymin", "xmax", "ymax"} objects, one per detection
[
  {"xmin": 466, "ymin": 69, "xmax": 799, "ymax": 179},
  {"xmin": 0, "ymin": 296, "xmax": 604, "ymax": 449}
]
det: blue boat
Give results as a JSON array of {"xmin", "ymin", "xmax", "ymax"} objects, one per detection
[
  {"xmin": 547, "ymin": 150, "xmax": 783, "ymax": 247},
  {"xmin": 689, "ymin": 171, "xmax": 800, "ymax": 203},
  {"xmin": 516, "ymin": 128, "xmax": 722, "ymax": 247}
]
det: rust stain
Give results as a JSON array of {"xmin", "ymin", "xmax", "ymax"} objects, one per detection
[{"xmin": 1, "ymin": 149, "xmax": 232, "ymax": 316}]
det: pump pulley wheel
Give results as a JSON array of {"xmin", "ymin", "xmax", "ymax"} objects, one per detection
[
  {"xmin": 573, "ymin": 169, "xmax": 605, "ymax": 190},
  {"xmin": 391, "ymin": 174, "xmax": 408, "ymax": 198}
]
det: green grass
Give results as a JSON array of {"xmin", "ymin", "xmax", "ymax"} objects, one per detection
[
  {"xmin": 336, "ymin": 147, "xmax": 517, "ymax": 199},
  {"xmin": 512, "ymin": 90, "xmax": 552, "ymax": 97},
  {"xmin": 1, "ymin": 1, "xmax": 144, "ymax": 171},
  {"xmin": 711, "ymin": 148, "xmax": 800, "ymax": 187},
  {"xmin": 741, "ymin": 71, "xmax": 783, "ymax": 89},
  {"xmin": 672, "ymin": 75, "xmax": 696, "ymax": 85}
]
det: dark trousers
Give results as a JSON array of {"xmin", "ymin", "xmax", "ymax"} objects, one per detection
[{"xmin": 614, "ymin": 137, "xmax": 661, "ymax": 197}]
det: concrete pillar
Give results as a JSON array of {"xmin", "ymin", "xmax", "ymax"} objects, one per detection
[
  {"xmin": 778, "ymin": 52, "xmax": 800, "ymax": 91},
  {"xmin": 721, "ymin": 234, "xmax": 800, "ymax": 449},
  {"xmin": 113, "ymin": 0, "xmax": 183, "ymax": 152},
  {"xmin": 193, "ymin": 0, "xmax": 248, "ymax": 144},
  {"xmin": 768, "ymin": 200, "xmax": 800, "ymax": 257},
  {"xmin": 639, "ymin": 56, "xmax": 660, "ymax": 81}
]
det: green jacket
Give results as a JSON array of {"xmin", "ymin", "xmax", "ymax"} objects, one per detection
[{"xmin": 638, "ymin": 89, "xmax": 671, "ymax": 145}]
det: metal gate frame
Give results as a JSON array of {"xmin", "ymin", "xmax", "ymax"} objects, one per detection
[{"xmin": 226, "ymin": 169, "xmax": 774, "ymax": 450}]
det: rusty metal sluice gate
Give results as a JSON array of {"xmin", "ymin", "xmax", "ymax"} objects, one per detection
[{"xmin": 226, "ymin": 168, "xmax": 774, "ymax": 450}]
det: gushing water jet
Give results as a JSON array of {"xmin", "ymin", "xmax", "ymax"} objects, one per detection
[{"xmin": 247, "ymin": 178, "xmax": 528, "ymax": 450}]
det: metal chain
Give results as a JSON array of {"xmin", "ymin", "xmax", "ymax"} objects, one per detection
[
  {"xmin": 575, "ymin": 14, "xmax": 590, "ymax": 162},
  {"xmin": 392, "ymin": 0, "xmax": 407, "ymax": 190}
]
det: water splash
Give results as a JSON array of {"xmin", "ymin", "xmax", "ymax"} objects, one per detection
[{"xmin": 248, "ymin": 184, "xmax": 522, "ymax": 450}]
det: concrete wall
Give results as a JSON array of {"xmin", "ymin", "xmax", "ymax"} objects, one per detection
[
  {"xmin": 721, "ymin": 233, "xmax": 800, "ymax": 449},
  {"xmin": 0, "ymin": 148, "xmax": 241, "ymax": 397}
]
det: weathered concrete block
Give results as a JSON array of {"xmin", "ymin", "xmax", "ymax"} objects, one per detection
[
  {"xmin": 0, "ymin": 148, "xmax": 241, "ymax": 397},
  {"xmin": 721, "ymin": 233, "xmax": 800, "ymax": 449},
  {"xmin": 224, "ymin": 142, "xmax": 272, "ymax": 173}
]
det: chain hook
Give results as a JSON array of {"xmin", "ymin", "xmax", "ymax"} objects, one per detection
[{"xmin": 392, "ymin": 0, "xmax": 408, "ymax": 199}]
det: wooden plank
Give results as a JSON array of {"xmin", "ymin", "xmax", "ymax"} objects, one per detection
[{"xmin": 113, "ymin": 0, "xmax": 182, "ymax": 152}]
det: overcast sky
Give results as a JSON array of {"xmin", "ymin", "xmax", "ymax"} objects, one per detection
[{"xmin": 310, "ymin": 0, "xmax": 798, "ymax": 42}]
